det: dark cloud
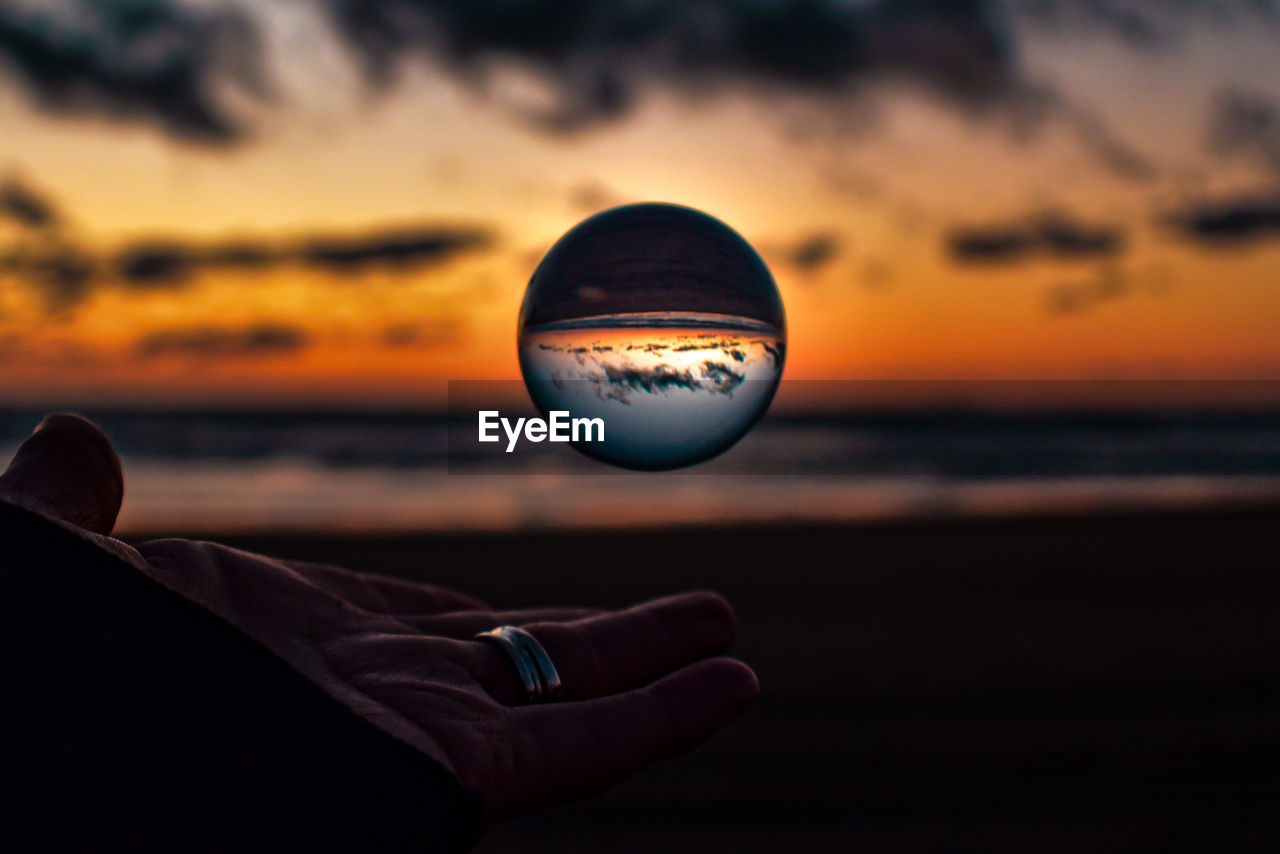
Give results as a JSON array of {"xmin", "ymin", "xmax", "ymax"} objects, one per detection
[
  {"xmin": 3, "ymin": 222, "xmax": 492, "ymax": 310},
  {"xmin": 106, "ymin": 240, "xmax": 284, "ymax": 287},
  {"xmin": 114, "ymin": 239, "xmax": 283, "ymax": 286},
  {"xmin": 31, "ymin": 247, "xmax": 94, "ymax": 312},
  {"xmin": 201, "ymin": 242, "xmax": 278, "ymax": 270},
  {"xmin": 2, "ymin": 244, "xmax": 97, "ymax": 314},
  {"xmin": 0, "ymin": 175, "xmax": 59, "ymax": 228},
  {"xmin": 948, "ymin": 212, "xmax": 1125, "ymax": 263},
  {"xmin": 327, "ymin": 0, "xmax": 1016, "ymax": 133},
  {"xmin": 1209, "ymin": 88, "xmax": 1280, "ymax": 173},
  {"xmin": 135, "ymin": 323, "xmax": 308, "ymax": 359},
  {"xmin": 1165, "ymin": 193, "xmax": 1280, "ymax": 243},
  {"xmin": 115, "ymin": 242, "xmax": 203, "ymax": 287},
  {"xmin": 300, "ymin": 228, "xmax": 490, "ymax": 271},
  {"xmin": 0, "ymin": 0, "xmax": 265, "ymax": 142},
  {"xmin": 949, "ymin": 226, "xmax": 1029, "ymax": 261},
  {"xmin": 111, "ymin": 227, "xmax": 487, "ymax": 287},
  {"xmin": 3, "ymin": 0, "xmax": 1244, "ymax": 183},
  {"xmin": 0, "ymin": 0, "xmax": 1021, "ymax": 140},
  {"xmin": 787, "ymin": 232, "xmax": 841, "ymax": 272}
]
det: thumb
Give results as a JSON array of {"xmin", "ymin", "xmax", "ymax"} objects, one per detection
[{"xmin": 0, "ymin": 413, "xmax": 124, "ymax": 535}]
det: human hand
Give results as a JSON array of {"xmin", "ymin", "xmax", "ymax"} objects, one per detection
[{"xmin": 0, "ymin": 414, "xmax": 760, "ymax": 817}]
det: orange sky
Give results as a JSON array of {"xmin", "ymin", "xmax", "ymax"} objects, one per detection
[{"xmin": 1, "ymin": 7, "xmax": 1279, "ymax": 407}]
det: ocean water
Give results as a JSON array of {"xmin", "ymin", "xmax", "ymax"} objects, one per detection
[{"xmin": 1, "ymin": 408, "xmax": 1278, "ymax": 533}]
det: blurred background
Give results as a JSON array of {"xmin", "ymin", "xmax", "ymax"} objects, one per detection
[
  {"xmin": 2, "ymin": 2, "xmax": 1280, "ymax": 851},
  {"xmin": 2, "ymin": 0, "xmax": 1279, "ymax": 530}
]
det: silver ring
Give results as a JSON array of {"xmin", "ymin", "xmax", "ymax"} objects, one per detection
[{"xmin": 475, "ymin": 625, "xmax": 564, "ymax": 704}]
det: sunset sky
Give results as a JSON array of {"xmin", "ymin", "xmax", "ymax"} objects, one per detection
[{"xmin": 1, "ymin": 1, "xmax": 1278, "ymax": 406}]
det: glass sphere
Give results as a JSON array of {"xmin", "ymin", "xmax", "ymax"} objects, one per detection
[{"xmin": 518, "ymin": 203, "xmax": 786, "ymax": 470}]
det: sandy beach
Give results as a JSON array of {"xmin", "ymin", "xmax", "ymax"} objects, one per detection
[{"xmin": 143, "ymin": 500, "xmax": 1280, "ymax": 853}]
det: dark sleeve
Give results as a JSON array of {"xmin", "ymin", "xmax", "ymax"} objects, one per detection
[{"xmin": 0, "ymin": 501, "xmax": 486, "ymax": 853}]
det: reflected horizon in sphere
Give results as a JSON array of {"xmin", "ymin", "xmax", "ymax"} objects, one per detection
[{"xmin": 518, "ymin": 203, "xmax": 786, "ymax": 470}]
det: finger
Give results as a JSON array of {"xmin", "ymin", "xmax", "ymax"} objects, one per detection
[
  {"xmin": 472, "ymin": 592, "xmax": 736, "ymax": 705},
  {"xmin": 493, "ymin": 657, "xmax": 759, "ymax": 816},
  {"xmin": 0, "ymin": 413, "xmax": 123, "ymax": 535},
  {"xmin": 400, "ymin": 607, "xmax": 606, "ymax": 637},
  {"xmin": 282, "ymin": 559, "xmax": 488, "ymax": 614}
]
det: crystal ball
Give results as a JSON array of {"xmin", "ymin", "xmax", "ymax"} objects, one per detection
[{"xmin": 518, "ymin": 203, "xmax": 786, "ymax": 470}]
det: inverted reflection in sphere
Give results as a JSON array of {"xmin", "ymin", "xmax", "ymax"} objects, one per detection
[{"xmin": 518, "ymin": 203, "xmax": 786, "ymax": 470}]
